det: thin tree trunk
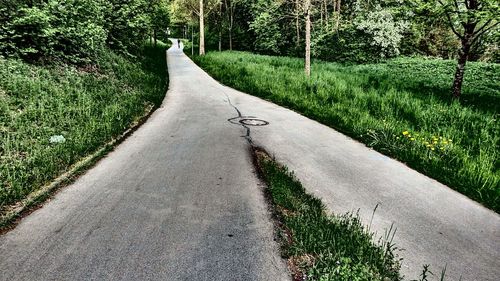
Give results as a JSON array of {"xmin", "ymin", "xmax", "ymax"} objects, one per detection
[
  {"xmin": 153, "ymin": 30, "xmax": 157, "ymax": 46},
  {"xmin": 295, "ymin": 0, "xmax": 300, "ymax": 47},
  {"xmin": 229, "ymin": 10, "xmax": 233, "ymax": 50},
  {"xmin": 335, "ymin": 0, "xmax": 341, "ymax": 30},
  {"xmin": 452, "ymin": 39, "xmax": 471, "ymax": 99},
  {"xmin": 320, "ymin": 2, "xmax": 324, "ymax": 26},
  {"xmin": 219, "ymin": 2, "xmax": 222, "ymax": 51},
  {"xmin": 199, "ymin": 0, "xmax": 205, "ymax": 55},
  {"xmin": 191, "ymin": 25, "xmax": 194, "ymax": 56},
  {"xmin": 324, "ymin": 0, "xmax": 328, "ymax": 24},
  {"xmin": 219, "ymin": 30, "xmax": 222, "ymax": 51},
  {"xmin": 305, "ymin": 0, "xmax": 311, "ymax": 77}
]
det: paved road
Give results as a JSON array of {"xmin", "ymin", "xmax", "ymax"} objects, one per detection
[
  {"xmin": 0, "ymin": 42, "xmax": 288, "ymax": 280},
  {"xmin": 2, "ymin": 41, "xmax": 499, "ymax": 281}
]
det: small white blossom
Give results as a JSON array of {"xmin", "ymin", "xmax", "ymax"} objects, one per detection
[{"xmin": 49, "ymin": 135, "xmax": 66, "ymax": 144}]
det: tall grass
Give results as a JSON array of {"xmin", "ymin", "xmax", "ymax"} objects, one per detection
[
  {"xmin": 194, "ymin": 52, "xmax": 500, "ymax": 212},
  {"xmin": 0, "ymin": 43, "xmax": 168, "ymax": 211}
]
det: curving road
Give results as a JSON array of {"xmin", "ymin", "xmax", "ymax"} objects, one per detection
[
  {"xmin": 1, "ymin": 40, "xmax": 499, "ymax": 281},
  {"xmin": 0, "ymin": 41, "xmax": 288, "ymax": 280}
]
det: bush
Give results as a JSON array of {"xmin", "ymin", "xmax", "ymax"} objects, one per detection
[
  {"xmin": 0, "ymin": 0, "xmax": 108, "ymax": 64},
  {"xmin": 0, "ymin": 0, "xmax": 161, "ymax": 64}
]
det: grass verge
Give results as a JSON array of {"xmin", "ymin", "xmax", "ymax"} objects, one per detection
[
  {"xmin": 253, "ymin": 148, "xmax": 402, "ymax": 281},
  {"xmin": 0, "ymin": 42, "xmax": 168, "ymax": 220},
  {"xmin": 195, "ymin": 52, "xmax": 500, "ymax": 212}
]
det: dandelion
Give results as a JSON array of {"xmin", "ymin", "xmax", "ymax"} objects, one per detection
[
  {"xmin": 49, "ymin": 135, "xmax": 66, "ymax": 144},
  {"xmin": 403, "ymin": 131, "xmax": 409, "ymax": 136}
]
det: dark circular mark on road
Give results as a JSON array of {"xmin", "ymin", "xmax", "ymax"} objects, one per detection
[{"xmin": 239, "ymin": 118, "xmax": 269, "ymax": 126}]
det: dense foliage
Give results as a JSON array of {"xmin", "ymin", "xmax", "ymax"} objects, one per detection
[
  {"xmin": 178, "ymin": 0, "xmax": 498, "ymax": 63},
  {"xmin": 0, "ymin": 0, "xmax": 170, "ymax": 63},
  {"xmin": 195, "ymin": 51, "xmax": 500, "ymax": 212}
]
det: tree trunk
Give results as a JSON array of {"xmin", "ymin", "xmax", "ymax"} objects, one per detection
[
  {"xmin": 335, "ymin": 0, "xmax": 341, "ymax": 30},
  {"xmin": 295, "ymin": 0, "xmax": 300, "ymax": 47},
  {"xmin": 219, "ymin": 2, "xmax": 222, "ymax": 52},
  {"xmin": 219, "ymin": 30, "xmax": 222, "ymax": 52},
  {"xmin": 199, "ymin": 0, "xmax": 205, "ymax": 55},
  {"xmin": 452, "ymin": 39, "xmax": 471, "ymax": 99},
  {"xmin": 324, "ymin": 0, "xmax": 328, "ymax": 23},
  {"xmin": 305, "ymin": 0, "xmax": 311, "ymax": 77},
  {"xmin": 153, "ymin": 29, "xmax": 157, "ymax": 46},
  {"xmin": 320, "ymin": 2, "xmax": 324, "ymax": 26},
  {"xmin": 229, "ymin": 10, "xmax": 233, "ymax": 50},
  {"xmin": 191, "ymin": 25, "xmax": 194, "ymax": 56}
]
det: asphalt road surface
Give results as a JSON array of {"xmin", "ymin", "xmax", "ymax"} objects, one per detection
[
  {"xmin": 1, "ymin": 40, "xmax": 499, "ymax": 281},
  {"xmin": 0, "ymin": 42, "xmax": 288, "ymax": 280}
]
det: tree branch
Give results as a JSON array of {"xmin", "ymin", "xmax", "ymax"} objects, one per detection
[
  {"xmin": 471, "ymin": 21, "xmax": 499, "ymax": 45},
  {"xmin": 438, "ymin": 0, "xmax": 464, "ymax": 39}
]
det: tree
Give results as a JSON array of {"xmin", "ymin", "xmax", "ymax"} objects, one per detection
[
  {"xmin": 435, "ymin": 0, "xmax": 499, "ymax": 98},
  {"xmin": 224, "ymin": 0, "xmax": 243, "ymax": 50},
  {"xmin": 150, "ymin": 0, "xmax": 171, "ymax": 46},
  {"xmin": 1, "ymin": 0, "xmax": 109, "ymax": 63},
  {"xmin": 305, "ymin": 0, "xmax": 312, "ymax": 76},
  {"xmin": 170, "ymin": 0, "xmax": 220, "ymax": 55},
  {"xmin": 249, "ymin": 0, "xmax": 282, "ymax": 54}
]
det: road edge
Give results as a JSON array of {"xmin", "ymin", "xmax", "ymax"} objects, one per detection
[{"xmin": 0, "ymin": 103, "xmax": 157, "ymax": 233}]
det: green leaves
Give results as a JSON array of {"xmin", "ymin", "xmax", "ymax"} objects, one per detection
[{"xmin": 0, "ymin": 0, "xmax": 171, "ymax": 64}]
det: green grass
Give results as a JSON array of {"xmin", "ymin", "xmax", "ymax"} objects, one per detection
[
  {"xmin": 194, "ymin": 52, "xmax": 500, "ymax": 212},
  {"xmin": 255, "ymin": 150, "xmax": 401, "ymax": 280},
  {"xmin": 0, "ymin": 43, "xmax": 168, "ymax": 212}
]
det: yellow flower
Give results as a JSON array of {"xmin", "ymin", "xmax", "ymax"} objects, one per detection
[
  {"xmin": 403, "ymin": 131, "xmax": 409, "ymax": 135},
  {"xmin": 431, "ymin": 147, "xmax": 435, "ymax": 151},
  {"xmin": 410, "ymin": 138, "xmax": 415, "ymax": 141}
]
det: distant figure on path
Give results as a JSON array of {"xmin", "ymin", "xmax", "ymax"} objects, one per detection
[{"xmin": 178, "ymin": 39, "xmax": 181, "ymax": 48}]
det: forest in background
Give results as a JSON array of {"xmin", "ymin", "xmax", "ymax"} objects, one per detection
[{"xmin": 170, "ymin": 0, "xmax": 499, "ymax": 63}]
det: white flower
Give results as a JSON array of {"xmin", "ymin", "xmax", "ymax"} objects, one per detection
[{"xmin": 49, "ymin": 135, "xmax": 66, "ymax": 144}]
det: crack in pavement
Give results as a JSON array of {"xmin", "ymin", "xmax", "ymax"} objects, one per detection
[{"xmin": 211, "ymin": 84, "xmax": 262, "ymax": 146}]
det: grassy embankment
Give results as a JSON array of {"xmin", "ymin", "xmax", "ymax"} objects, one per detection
[
  {"xmin": 195, "ymin": 52, "xmax": 500, "ymax": 212},
  {"xmin": 0, "ymin": 43, "xmax": 168, "ymax": 219},
  {"xmin": 255, "ymin": 150, "xmax": 402, "ymax": 280}
]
